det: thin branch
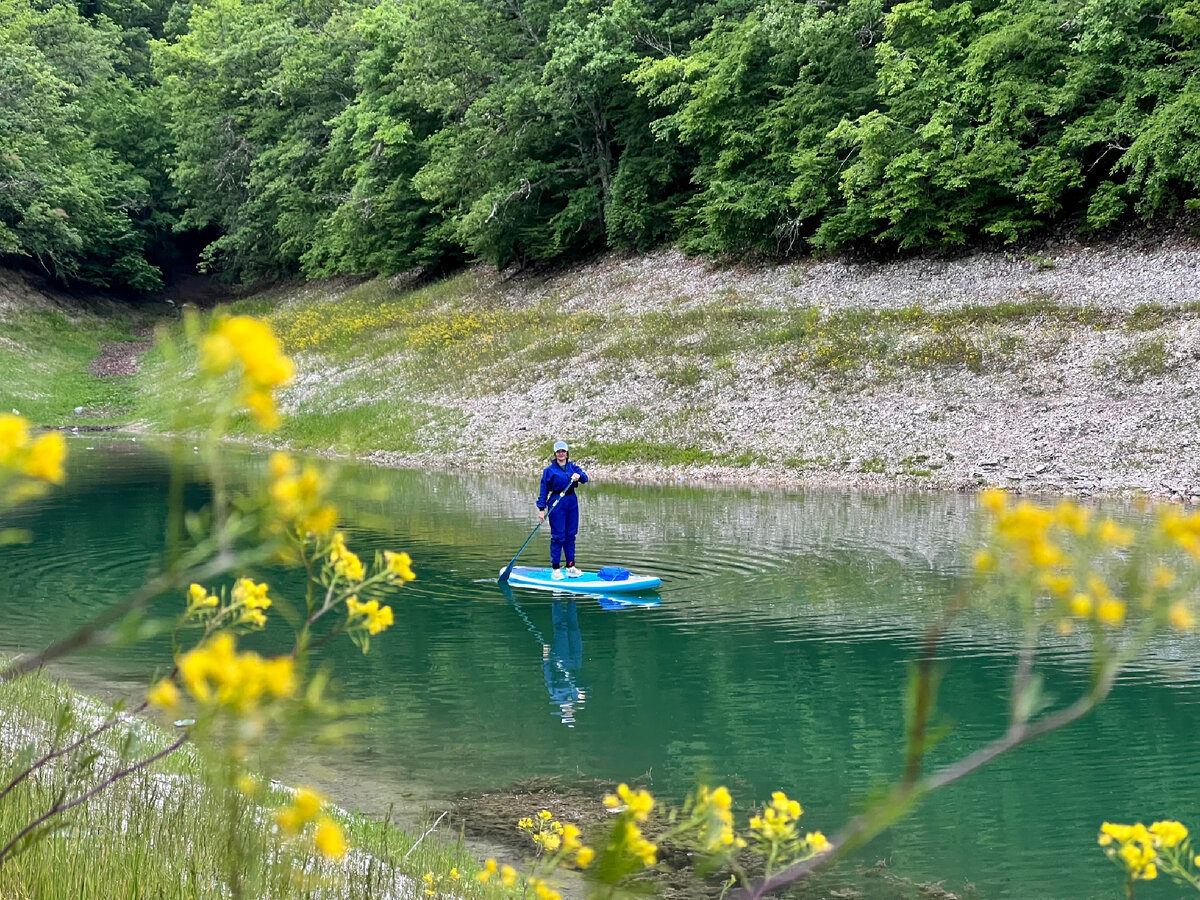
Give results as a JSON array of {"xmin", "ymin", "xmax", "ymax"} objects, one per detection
[
  {"xmin": 403, "ymin": 810, "xmax": 449, "ymax": 860},
  {"xmin": 742, "ymin": 666, "xmax": 1119, "ymax": 899},
  {"xmin": 1009, "ymin": 629, "xmax": 1038, "ymax": 725},
  {"xmin": 1, "ymin": 551, "xmax": 241, "ymax": 684},
  {"xmin": 0, "ymin": 732, "xmax": 189, "ymax": 864},
  {"xmin": 0, "ymin": 700, "xmax": 150, "ymax": 804}
]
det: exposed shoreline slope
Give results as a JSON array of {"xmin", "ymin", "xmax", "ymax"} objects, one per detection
[
  {"xmin": 6, "ymin": 232, "xmax": 1200, "ymax": 500},
  {"xmin": 244, "ymin": 238, "xmax": 1200, "ymax": 499}
]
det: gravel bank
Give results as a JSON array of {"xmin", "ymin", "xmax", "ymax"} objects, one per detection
[{"xmin": 341, "ymin": 237, "xmax": 1200, "ymax": 502}]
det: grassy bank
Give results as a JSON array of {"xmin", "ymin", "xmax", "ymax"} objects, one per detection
[
  {"xmin": 0, "ymin": 670, "xmax": 505, "ymax": 899},
  {"xmin": 0, "ymin": 304, "xmax": 152, "ymax": 427}
]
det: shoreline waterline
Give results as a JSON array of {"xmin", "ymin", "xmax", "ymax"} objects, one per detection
[{"xmin": 101, "ymin": 424, "xmax": 1198, "ymax": 503}]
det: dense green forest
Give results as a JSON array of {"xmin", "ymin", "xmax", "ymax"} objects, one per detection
[{"xmin": 5, "ymin": 0, "xmax": 1200, "ymax": 289}]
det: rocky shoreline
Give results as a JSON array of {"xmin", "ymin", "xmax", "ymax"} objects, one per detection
[{"xmin": 339, "ymin": 236, "xmax": 1200, "ymax": 502}]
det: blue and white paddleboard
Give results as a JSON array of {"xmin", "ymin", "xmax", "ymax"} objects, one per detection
[{"xmin": 501, "ymin": 566, "xmax": 662, "ymax": 594}]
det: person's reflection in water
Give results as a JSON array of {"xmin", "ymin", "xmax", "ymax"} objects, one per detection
[{"xmin": 543, "ymin": 600, "xmax": 585, "ymax": 727}]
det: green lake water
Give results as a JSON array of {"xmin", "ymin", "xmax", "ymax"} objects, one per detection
[{"xmin": 2, "ymin": 439, "xmax": 1199, "ymax": 899}]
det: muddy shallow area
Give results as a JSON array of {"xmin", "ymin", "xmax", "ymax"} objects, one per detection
[{"xmin": 449, "ymin": 777, "xmax": 979, "ymax": 900}]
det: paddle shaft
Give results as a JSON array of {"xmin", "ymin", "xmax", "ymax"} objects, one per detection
[{"xmin": 497, "ymin": 478, "xmax": 579, "ymax": 584}]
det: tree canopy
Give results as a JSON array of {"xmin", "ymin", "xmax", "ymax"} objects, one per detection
[{"xmin": 6, "ymin": 0, "xmax": 1200, "ymax": 288}]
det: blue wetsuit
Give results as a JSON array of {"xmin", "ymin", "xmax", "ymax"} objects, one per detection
[{"xmin": 536, "ymin": 458, "xmax": 588, "ymax": 568}]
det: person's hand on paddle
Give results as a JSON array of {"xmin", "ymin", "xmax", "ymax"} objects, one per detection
[
  {"xmin": 570, "ymin": 473, "xmax": 580, "ymax": 483},
  {"xmin": 538, "ymin": 509, "xmax": 546, "ymax": 522}
]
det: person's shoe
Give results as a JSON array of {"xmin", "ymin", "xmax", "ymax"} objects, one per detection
[
  {"xmin": 551, "ymin": 568, "xmax": 565, "ymax": 581},
  {"xmin": 565, "ymin": 566, "xmax": 583, "ymax": 578}
]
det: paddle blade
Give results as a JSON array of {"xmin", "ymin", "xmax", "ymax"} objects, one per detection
[{"xmin": 498, "ymin": 562, "xmax": 516, "ymax": 584}]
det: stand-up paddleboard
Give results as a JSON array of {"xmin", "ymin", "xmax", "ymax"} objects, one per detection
[{"xmin": 501, "ymin": 566, "xmax": 661, "ymax": 594}]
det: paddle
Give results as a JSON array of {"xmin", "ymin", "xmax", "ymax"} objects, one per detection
[{"xmin": 497, "ymin": 478, "xmax": 579, "ymax": 584}]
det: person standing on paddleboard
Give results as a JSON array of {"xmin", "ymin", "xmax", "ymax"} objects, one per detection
[{"xmin": 537, "ymin": 440, "xmax": 588, "ymax": 580}]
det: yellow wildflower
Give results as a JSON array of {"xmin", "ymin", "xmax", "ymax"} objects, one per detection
[
  {"xmin": 384, "ymin": 550, "xmax": 416, "ymax": 581},
  {"xmin": 476, "ymin": 859, "xmax": 497, "ymax": 883},
  {"xmin": 0, "ymin": 414, "xmax": 30, "ymax": 463},
  {"xmin": 1028, "ymin": 538, "xmax": 1063, "ymax": 568},
  {"xmin": 1161, "ymin": 510, "xmax": 1200, "ymax": 557},
  {"xmin": 146, "ymin": 679, "xmax": 180, "ymax": 709},
  {"xmin": 187, "ymin": 583, "xmax": 214, "ymax": 608},
  {"xmin": 239, "ymin": 608, "xmax": 267, "ymax": 628},
  {"xmin": 1097, "ymin": 518, "xmax": 1134, "ymax": 547},
  {"xmin": 501, "ymin": 864, "xmax": 518, "ymax": 887},
  {"xmin": 1118, "ymin": 841, "xmax": 1157, "ymax": 878},
  {"xmin": 232, "ymin": 578, "xmax": 272, "ymax": 610},
  {"xmin": 1038, "ymin": 572, "xmax": 1074, "ymax": 597},
  {"xmin": 315, "ymin": 817, "xmax": 347, "ymax": 860},
  {"xmin": 24, "ymin": 432, "xmax": 66, "ymax": 483},
  {"xmin": 329, "ymin": 533, "xmax": 365, "ymax": 582},
  {"xmin": 605, "ymin": 783, "xmax": 654, "ymax": 822},
  {"xmin": 1069, "ymin": 593, "xmax": 1093, "ymax": 617},
  {"xmin": 1097, "ymin": 599, "xmax": 1127, "ymax": 626},
  {"xmin": 293, "ymin": 787, "xmax": 323, "ymax": 820},
  {"xmin": 972, "ymin": 549, "xmax": 996, "ymax": 573},
  {"xmin": 215, "ymin": 316, "xmax": 294, "ymax": 389},
  {"xmin": 562, "ymin": 823, "xmax": 582, "ymax": 851},
  {"xmin": 1168, "ymin": 602, "xmax": 1195, "ymax": 630},
  {"xmin": 346, "ymin": 598, "xmax": 393, "ymax": 635},
  {"xmin": 575, "ymin": 846, "xmax": 595, "ymax": 868},
  {"xmin": 366, "ymin": 604, "xmax": 394, "ymax": 635},
  {"xmin": 199, "ymin": 332, "xmax": 236, "ymax": 375},
  {"xmin": 1149, "ymin": 820, "xmax": 1188, "ymax": 848},
  {"xmin": 771, "ymin": 791, "xmax": 802, "ymax": 819},
  {"xmin": 302, "ymin": 505, "xmax": 339, "ymax": 536},
  {"xmin": 1054, "ymin": 500, "xmax": 1090, "ymax": 535},
  {"xmin": 1151, "ymin": 566, "xmax": 1176, "ymax": 589},
  {"xmin": 269, "ymin": 452, "xmax": 294, "ymax": 479},
  {"xmin": 244, "ymin": 389, "xmax": 279, "ymax": 430},
  {"xmin": 805, "ymin": 831, "xmax": 830, "ymax": 852},
  {"xmin": 750, "ymin": 808, "xmax": 797, "ymax": 842},
  {"xmin": 1099, "ymin": 822, "xmax": 1133, "ymax": 845},
  {"xmin": 980, "ymin": 488, "xmax": 1008, "ymax": 514},
  {"xmin": 260, "ymin": 656, "xmax": 296, "ymax": 696},
  {"xmin": 278, "ymin": 786, "xmax": 325, "ymax": 834},
  {"xmin": 177, "ymin": 633, "xmax": 295, "ymax": 710},
  {"xmin": 237, "ymin": 774, "xmax": 259, "ymax": 796},
  {"xmin": 202, "ymin": 316, "xmax": 294, "ymax": 430}
]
